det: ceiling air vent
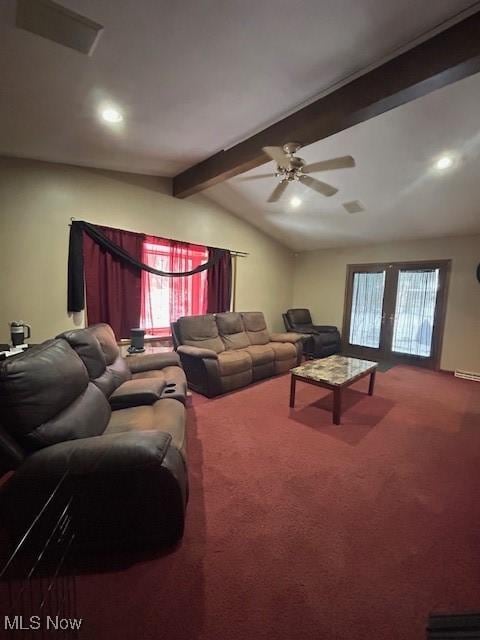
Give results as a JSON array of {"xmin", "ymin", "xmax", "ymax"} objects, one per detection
[
  {"xmin": 343, "ymin": 200, "xmax": 365, "ymax": 214},
  {"xmin": 16, "ymin": 0, "xmax": 103, "ymax": 55}
]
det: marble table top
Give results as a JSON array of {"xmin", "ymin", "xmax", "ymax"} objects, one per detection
[{"xmin": 291, "ymin": 355, "xmax": 378, "ymax": 387}]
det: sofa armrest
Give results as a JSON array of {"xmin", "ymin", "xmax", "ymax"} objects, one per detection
[
  {"xmin": 4, "ymin": 431, "xmax": 172, "ymax": 482},
  {"xmin": 270, "ymin": 332, "xmax": 304, "ymax": 344},
  {"xmin": 312, "ymin": 325, "xmax": 339, "ymax": 334},
  {"xmin": 288, "ymin": 327, "xmax": 315, "ymax": 335},
  {"xmin": 177, "ymin": 345, "xmax": 219, "ymax": 359},
  {"xmin": 176, "ymin": 347, "xmax": 222, "ymax": 397},
  {"xmin": 109, "ymin": 378, "xmax": 166, "ymax": 410},
  {"xmin": 126, "ymin": 351, "xmax": 181, "ymax": 374},
  {"xmin": 1, "ymin": 431, "xmax": 187, "ymax": 549}
]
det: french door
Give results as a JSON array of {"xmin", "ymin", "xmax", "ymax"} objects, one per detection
[{"xmin": 342, "ymin": 261, "xmax": 450, "ymax": 368}]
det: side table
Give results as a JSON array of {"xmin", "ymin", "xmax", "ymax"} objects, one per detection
[{"xmin": 121, "ymin": 344, "xmax": 173, "ymax": 358}]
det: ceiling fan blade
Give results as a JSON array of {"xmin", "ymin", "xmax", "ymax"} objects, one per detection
[
  {"xmin": 262, "ymin": 146, "xmax": 290, "ymax": 169},
  {"xmin": 236, "ymin": 173, "xmax": 274, "ymax": 182},
  {"xmin": 300, "ymin": 175, "xmax": 338, "ymax": 197},
  {"xmin": 267, "ymin": 180, "xmax": 289, "ymax": 203},
  {"xmin": 303, "ymin": 155, "xmax": 355, "ymax": 173}
]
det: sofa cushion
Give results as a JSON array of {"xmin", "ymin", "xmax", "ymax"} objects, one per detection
[
  {"xmin": 242, "ymin": 344, "xmax": 274, "ymax": 366},
  {"xmin": 32, "ymin": 383, "xmax": 110, "ymax": 449},
  {"xmin": 269, "ymin": 341, "xmax": 297, "ymax": 361},
  {"xmin": 132, "ymin": 366, "xmax": 186, "ymax": 387},
  {"xmin": 57, "ymin": 328, "xmax": 106, "ymax": 379},
  {"xmin": 177, "ymin": 314, "xmax": 225, "ymax": 354},
  {"xmin": 87, "ymin": 369, "xmax": 118, "ymax": 398},
  {"xmin": 241, "ymin": 312, "xmax": 270, "ymax": 345},
  {"xmin": 217, "ymin": 350, "xmax": 251, "ymax": 376},
  {"xmin": 0, "ymin": 340, "xmax": 111, "ymax": 451},
  {"xmin": 107, "ymin": 354, "xmax": 132, "ymax": 385},
  {"xmin": 86, "ymin": 324, "xmax": 132, "ymax": 389},
  {"xmin": 313, "ymin": 332, "xmax": 340, "ymax": 347},
  {"xmin": 105, "ymin": 398, "xmax": 186, "ymax": 457},
  {"xmin": 274, "ymin": 356, "xmax": 297, "ymax": 375},
  {"xmin": 58, "ymin": 327, "xmax": 117, "ymax": 397},
  {"xmin": 87, "ymin": 324, "xmax": 120, "ymax": 365},
  {"xmin": 220, "ymin": 369, "xmax": 252, "ymax": 392},
  {"xmin": 286, "ymin": 308, "xmax": 312, "ymax": 327},
  {"xmin": 127, "ymin": 351, "xmax": 181, "ymax": 373},
  {"xmin": 216, "ymin": 312, "xmax": 250, "ymax": 350},
  {"xmin": 0, "ymin": 340, "xmax": 87, "ymax": 432}
]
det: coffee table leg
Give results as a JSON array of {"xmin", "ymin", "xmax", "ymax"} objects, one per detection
[
  {"xmin": 333, "ymin": 388, "xmax": 342, "ymax": 425},
  {"xmin": 289, "ymin": 375, "xmax": 296, "ymax": 408},
  {"xmin": 368, "ymin": 369, "xmax": 376, "ymax": 396}
]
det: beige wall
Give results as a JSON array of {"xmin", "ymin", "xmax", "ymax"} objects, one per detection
[
  {"xmin": 0, "ymin": 157, "xmax": 294, "ymax": 343},
  {"xmin": 292, "ymin": 236, "xmax": 480, "ymax": 372},
  {"xmin": 1, "ymin": 156, "xmax": 477, "ymax": 373}
]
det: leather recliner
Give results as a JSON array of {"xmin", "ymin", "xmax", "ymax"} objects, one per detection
[
  {"xmin": 171, "ymin": 311, "xmax": 303, "ymax": 397},
  {"xmin": 0, "ymin": 338, "xmax": 188, "ymax": 551},
  {"xmin": 58, "ymin": 323, "xmax": 188, "ymax": 408},
  {"xmin": 283, "ymin": 308, "xmax": 341, "ymax": 359}
]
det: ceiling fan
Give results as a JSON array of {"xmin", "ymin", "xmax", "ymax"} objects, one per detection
[{"xmin": 239, "ymin": 142, "xmax": 355, "ymax": 203}]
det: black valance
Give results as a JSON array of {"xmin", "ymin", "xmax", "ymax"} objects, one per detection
[{"xmin": 68, "ymin": 221, "xmax": 229, "ymax": 313}]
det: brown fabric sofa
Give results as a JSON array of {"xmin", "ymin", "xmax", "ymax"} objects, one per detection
[
  {"xmin": 171, "ymin": 311, "xmax": 303, "ymax": 397},
  {"xmin": 0, "ymin": 337, "xmax": 188, "ymax": 551}
]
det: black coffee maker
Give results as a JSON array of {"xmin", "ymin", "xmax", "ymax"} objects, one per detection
[{"xmin": 10, "ymin": 321, "xmax": 31, "ymax": 347}]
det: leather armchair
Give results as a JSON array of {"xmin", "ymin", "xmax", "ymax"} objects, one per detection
[{"xmin": 283, "ymin": 308, "xmax": 341, "ymax": 359}]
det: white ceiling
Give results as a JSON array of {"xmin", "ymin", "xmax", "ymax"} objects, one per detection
[
  {"xmin": 205, "ymin": 72, "xmax": 480, "ymax": 250},
  {"xmin": 0, "ymin": 0, "xmax": 478, "ymax": 176}
]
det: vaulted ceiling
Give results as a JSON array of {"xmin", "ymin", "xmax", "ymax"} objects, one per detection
[
  {"xmin": 1, "ymin": 0, "xmax": 480, "ymax": 250},
  {"xmin": 205, "ymin": 72, "xmax": 480, "ymax": 250},
  {"xmin": 0, "ymin": 0, "xmax": 477, "ymax": 175}
]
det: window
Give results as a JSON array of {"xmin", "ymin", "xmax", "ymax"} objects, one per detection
[
  {"xmin": 391, "ymin": 269, "xmax": 439, "ymax": 357},
  {"xmin": 349, "ymin": 271, "xmax": 386, "ymax": 348},
  {"xmin": 140, "ymin": 236, "xmax": 208, "ymax": 336}
]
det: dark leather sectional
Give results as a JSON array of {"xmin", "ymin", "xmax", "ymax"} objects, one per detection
[
  {"xmin": 0, "ymin": 313, "xmax": 311, "ymax": 552},
  {"xmin": 0, "ymin": 324, "xmax": 188, "ymax": 551}
]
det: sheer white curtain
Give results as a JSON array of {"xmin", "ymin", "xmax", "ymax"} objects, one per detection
[
  {"xmin": 392, "ymin": 269, "xmax": 439, "ymax": 356},
  {"xmin": 349, "ymin": 272, "xmax": 386, "ymax": 348}
]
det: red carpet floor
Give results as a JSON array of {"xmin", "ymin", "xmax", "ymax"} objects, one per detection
[{"xmin": 77, "ymin": 366, "xmax": 480, "ymax": 639}]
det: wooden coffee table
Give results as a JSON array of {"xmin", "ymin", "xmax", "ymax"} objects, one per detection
[{"xmin": 289, "ymin": 355, "xmax": 378, "ymax": 425}]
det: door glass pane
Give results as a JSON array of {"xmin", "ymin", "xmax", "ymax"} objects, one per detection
[
  {"xmin": 349, "ymin": 271, "xmax": 386, "ymax": 348},
  {"xmin": 392, "ymin": 269, "xmax": 439, "ymax": 357}
]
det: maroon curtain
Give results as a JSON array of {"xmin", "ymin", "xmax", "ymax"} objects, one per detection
[
  {"xmin": 83, "ymin": 226, "xmax": 144, "ymax": 339},
  {"xmin": 207, "ymin": 249, "xmax": 232, "ymax": 313}
]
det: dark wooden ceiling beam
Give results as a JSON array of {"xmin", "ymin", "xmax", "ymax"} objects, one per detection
[{"xmin": 173, "ymin": 10, "xmax": 480, "ymax": 198}]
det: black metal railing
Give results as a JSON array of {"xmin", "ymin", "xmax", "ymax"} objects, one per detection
[{"xmin": 0, "ymin": 473, "xmax": 80, "ymax": 639}]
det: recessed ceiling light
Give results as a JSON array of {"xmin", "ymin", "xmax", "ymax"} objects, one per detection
[
  {"xmin": 290, "ymin": 196, "xmax": 301, "ymax": 208},
  {"xmin": 435, "ymin": 155, "xmax": 453, "ymax": 171},
  {"xmin": 101, "ymin": 107, "xmax": 123, "ymax": 123}
]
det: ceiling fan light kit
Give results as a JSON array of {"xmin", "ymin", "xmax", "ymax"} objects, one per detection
[{"xmin": 252, "ymin": 143, "xmax": 356, "ymax": 203}]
